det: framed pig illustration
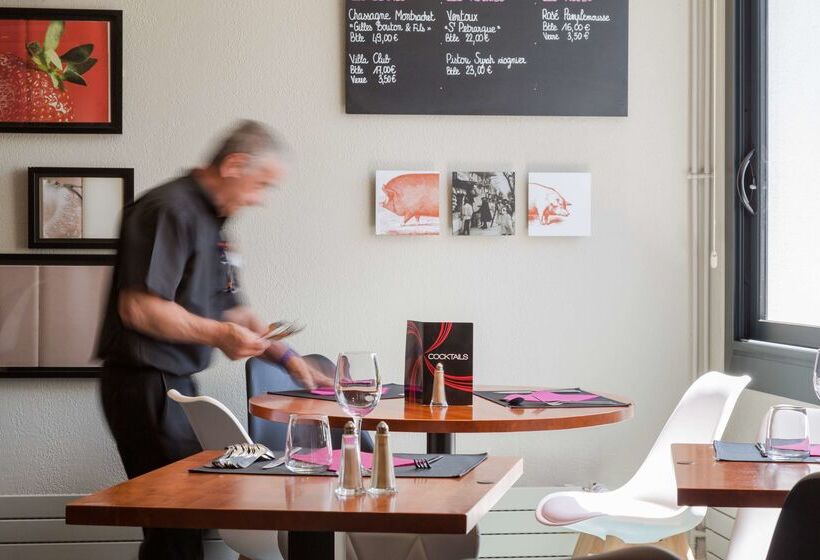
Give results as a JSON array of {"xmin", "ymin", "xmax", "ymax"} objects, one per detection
[
  {"xmin": 527, "ymin": 172, "xmax": 592, "ymax": 237},
  {"xmin": 375, "ymin": 170, "xmax": 440, "ymax": 236}
]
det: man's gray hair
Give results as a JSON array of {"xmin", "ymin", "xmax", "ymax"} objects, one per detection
[{"xmin": 209, "ymin": 120, "xmax": 284, "ymax": 166}]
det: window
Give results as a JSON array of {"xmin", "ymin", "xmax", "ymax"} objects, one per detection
[{"xmin": 735, "ymin": 0, "xmax": 820, "ymax": 349}]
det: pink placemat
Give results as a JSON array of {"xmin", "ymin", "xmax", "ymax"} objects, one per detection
[
  {"xmin": 501, "ymin": 390, "xmax": 599, "ymax": 403},
  {"xmin": 292, "ymin": 449, "xmax": 415, "ymax": 472},
  {"xmin": 771, "ymin": 442, "xmax": 820, "ymax": 457}
]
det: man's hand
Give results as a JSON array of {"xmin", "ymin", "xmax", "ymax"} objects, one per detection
[
  {"xmin": 215, "ymin": 322, "xmax": 270, "ymax": 360},
  {"xmin": 285, "ymin": 356, "xmax": 333, "ymax": 390}
]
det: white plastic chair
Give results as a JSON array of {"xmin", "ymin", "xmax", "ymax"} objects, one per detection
[
  {"xmin": 725, "ymin": 407, "xmax": 820, "ymax": 560},
  {"xmin": 536, "ymin": 371, "xmax": 751, "ymax": 558},
  {"xmin": 169, "ymin": 389, "xmax": 480, "ymax": 560},
  {"xmin": 167, "ymin": 389, "xmax": 284, "ymax": 560}
]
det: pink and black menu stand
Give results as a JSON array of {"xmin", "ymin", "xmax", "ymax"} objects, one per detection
[{"xmin": 405, "ymin": 320, "xmax": 474, "ymax": 454}]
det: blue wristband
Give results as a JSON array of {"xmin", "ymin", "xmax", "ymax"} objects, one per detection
[{"xmin": 277, "ymin": 348, "xmax": 299, "ymax": 366}]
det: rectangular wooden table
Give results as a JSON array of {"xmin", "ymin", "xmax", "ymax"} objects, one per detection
[
  {"xmin": 66, "ymin": 451, "xmax": 523, "ymax": 559},
  {"xmin": 673, "ymin": 443, "xmax": 820, "ymax": 508}
]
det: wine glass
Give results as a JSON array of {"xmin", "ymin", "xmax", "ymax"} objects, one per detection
[
  {"xmin": 813, "ymin": 348, "xmax": 820, "ymax": 400},
  {"xmin": 334, "ymin": 352, "xmax": 382, "ymax": 457}
]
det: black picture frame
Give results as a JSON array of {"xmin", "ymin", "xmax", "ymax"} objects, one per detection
[
  {"xmin": 28, "ymin": 166, "xmax": 134, "ymax": 249},
  {"xmin": 0, "ymin": 253, "xmax": 114, "ymax": 379},
  {"xmin": 0, "ymin": 8, "xmax": 123, "ymax": 134}
]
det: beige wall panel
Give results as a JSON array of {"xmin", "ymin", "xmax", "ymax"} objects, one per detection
[
  {"xmin": 38, "ymin": 266, "xmax": 112, "ymax": 368},
  {"xmin": 0, "ymin": 266, "xmax": 39, "ymax": 367}
]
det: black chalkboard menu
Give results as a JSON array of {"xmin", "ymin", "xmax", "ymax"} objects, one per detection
[{"xmin": 345, "ymin": 0, "xmax": 628, "ymax": 116}]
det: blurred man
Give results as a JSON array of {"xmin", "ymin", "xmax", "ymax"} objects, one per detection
[{"xmin": 97, "ymin": 120, "xmax": 329, "ymax": 560}]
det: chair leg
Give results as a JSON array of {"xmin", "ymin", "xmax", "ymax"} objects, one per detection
[
  {"xmin": 601, "ymin": 533, "xmax": 693, "ymax": 560},
  {"xmin": 659, "ymin": 533, "xmax": 694, "ymax": 560},
  {"xmin": 572, "ymin": 533, "xmax": 605, "ymax": 557}
]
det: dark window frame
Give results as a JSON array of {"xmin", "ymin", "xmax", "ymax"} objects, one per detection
[{"xmin": 734, "ymin": 0, "xmax": 820, "ymax": 350}]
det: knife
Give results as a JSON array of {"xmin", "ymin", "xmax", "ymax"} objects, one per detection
[
  {"xmin": 262, "ymin": 456, "xmax": 286, "ymax": 470},
  {"xmin": 262, "ymin": 447, "xmax": 301, "ymax": 470}
]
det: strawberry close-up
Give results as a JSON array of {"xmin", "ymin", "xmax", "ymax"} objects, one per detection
[{"xmin": 0, "ymin": 20, "xmax": 97, "ymax": 123}]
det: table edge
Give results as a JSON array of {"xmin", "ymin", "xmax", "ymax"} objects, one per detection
[
  {"xmin": 249, "ymin": 389, "xmax": 634, "ymax": 434},
  {"xmin": 65, "ymin": 454, "xmax": 524, "ymax": 534},
  {"xmin": 672, "ymin": 443, "xmax": 794, "ymax": 508}
]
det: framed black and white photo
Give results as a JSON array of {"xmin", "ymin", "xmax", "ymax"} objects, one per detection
[
  {"xmin": 452, "ymin": 172, "xmax": 516, "ymax": 237},
  {"xmin": 28, "ymin": 167, "xmax": 133, "ymax": 249}
]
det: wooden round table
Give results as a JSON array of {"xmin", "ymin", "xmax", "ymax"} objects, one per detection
[{"xmin": 250, "ymin": 386, "xmax": 633, "ymax": 453}]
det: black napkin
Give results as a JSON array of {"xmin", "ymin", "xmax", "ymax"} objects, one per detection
[
  {"xmin": 474, "ymin": 388, "xmax": 629, "ymax": 408},
  {"xmin": 268, "ymin": 382, "xmax": 405, "ymax": 401},
  {"xmin": 190, "ymin": 452, "xmax": 487, "ymax": 478}
]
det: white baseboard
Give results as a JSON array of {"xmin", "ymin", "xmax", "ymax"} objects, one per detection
[
  {"xmin": 704, "ymin": 507, "xmax": 737, "ymax": 560},
  {"xmin": 0, "ymin": 494, "xmax": 232, "ymax": 560},
  {"xmin": 478, "ymin": 486, "xmax": 578, "ymax": 559}
]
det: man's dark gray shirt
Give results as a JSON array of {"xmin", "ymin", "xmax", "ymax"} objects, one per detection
[{"xmin": 98, "ymin": 174, "xmax": 240, "ymax": 375}]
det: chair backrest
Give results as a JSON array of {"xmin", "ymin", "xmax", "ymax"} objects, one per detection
[
  {"xmin": 167, "ymin": 389, "xmax": 253, "ymax": 450},
  {"xmin": 765, "ymin": 471, "xmax": 820, "ymax": 560},
  {"xmin": 245, "ymin": 355, "xmax": 374, "ymax": 452},
  {"xmin": 246, "ymin": 356, "xmax": 308, "ymax": 447},
  {"xmin": 621, "ymin": 371, "xmax": 751, "ymax": 505}
]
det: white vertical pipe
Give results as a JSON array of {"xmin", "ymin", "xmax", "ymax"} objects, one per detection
[
  {"xmin": 688, "ymin": 0, "xmax": 721, "ymax": 379},
  {"xmin": 689, "ymin": 0, "xmax": 701, "ymax": 382},
  {"xmin": 711, "ymin": 0, "xmax": 720, "ymax": 272},
  {"xmin": 701, "ymin": 0, "xmax": 712, "ymax": 376}
]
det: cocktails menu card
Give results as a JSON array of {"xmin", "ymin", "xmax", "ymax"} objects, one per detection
[{"xmin": 405, "ymin": 321, "xmax": 473, "ymax": 405}]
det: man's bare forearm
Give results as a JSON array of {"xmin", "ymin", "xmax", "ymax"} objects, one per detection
[
  {"xmin": 223, "ymin": 305, "xmax": 264, "ymax": 333},
  {"xmin": 119, "ymin": 290, "xmax": 226, "ymax": 345}
]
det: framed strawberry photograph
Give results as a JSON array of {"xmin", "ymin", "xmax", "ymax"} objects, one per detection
[{"xmin": 0, "ymin": 8, "xmax": 122, "ymax": 133}]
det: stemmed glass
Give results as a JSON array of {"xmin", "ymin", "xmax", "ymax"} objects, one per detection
[{"xmin": 334, "ymin": 352, "xmax": 382, "ymax": 461}]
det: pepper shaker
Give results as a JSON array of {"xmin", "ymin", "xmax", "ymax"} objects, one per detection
[
  {"xmin": 336, "ymin": 421, "xmax": 364, "ymax": 496},
  {"xmin": 368, "ymin": 421, "xmax": 397, "ymax": 495},
  {"xmin": 431, "ymin": 362, "xmax": 448, "ymax": 407}
]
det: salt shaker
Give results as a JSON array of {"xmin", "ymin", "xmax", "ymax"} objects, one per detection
[
  {"xmin": 431, "ymin": 362, "xmax": 448, "ymax": 407},
  {"xmin": 336, "ymin": 421, "xmax": 364, "ymax": 496},
  {"xmin": 369, "ymin": 421, "xmax": 397, "ymax": 495}
]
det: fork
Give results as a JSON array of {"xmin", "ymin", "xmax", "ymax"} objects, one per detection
[
  {"xmin": 414, "ymin": 456, "xmax": 444, "ymax": 469},
  {"xmin": 261, "ymin": 321, "xmax": 305, "ymax": 341}
]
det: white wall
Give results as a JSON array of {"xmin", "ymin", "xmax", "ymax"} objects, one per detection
[{"xmin": 0, "ymin": 0, "xmax": 691, "ymax": 494}]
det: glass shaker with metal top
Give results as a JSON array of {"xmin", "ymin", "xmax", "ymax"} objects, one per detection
[{"xmin": 336, "ymin": 420, "xmax": 364, "ymax": 496}]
